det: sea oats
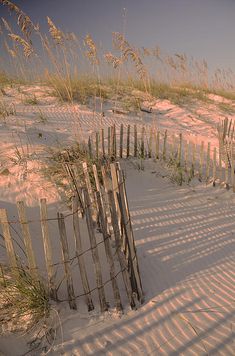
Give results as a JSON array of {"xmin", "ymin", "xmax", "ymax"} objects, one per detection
[
  {"xmin": 8, "ymin": 33, "xmax": 33, "ymax": 58},
  {"xmin": 47, "ymin": 16, "xmax": 64, "ymax": 45}
]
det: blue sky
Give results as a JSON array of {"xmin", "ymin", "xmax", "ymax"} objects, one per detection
[{"xmin": 1, "ymin": 0, "xmax": 235, "ymax": 72}]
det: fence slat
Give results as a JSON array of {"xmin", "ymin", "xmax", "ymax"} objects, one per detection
[
  {"xmin": 177, "ymin": 133, "xmax": 182, "ymax": 166},
  {"xmin": 110, "ymin": 163, "xmax": 122, "ymax": 230},
  {"xmin": 58, "ymin": 212, "xmax": 77, "ymax": 310},
  {"xmin": 108, "ymin": 126, "xmax": 111, "ymax": 156},
  {"xmin": 96, "ymin": 192, "xmax": 123, "ymax": 312},
  {"xmin": 148, "ymin": 128, "xmax": 153, "ymax": 158},
  {"xmin": 72, "ymin": 196, "xmax": 94, "ymax": 311},
  {"xmin": 141, "ymin": 126, "xmax": 145, "ymax": 158},
  {"xmin": 230, "ymin": 141, "xmax": 235, "ymax": 192},
  {"xmin": 39, "ymin": 199, "xmax": 57, "ymax": 300},
  {"xmin": 83, "ymin": 188, "xmax": 108, "ymax": 312},
  {"xmin": 134, "ymin": 124, "xmax": 137, "ymax": 157},
  {"xmin": 120, "ymin": 123, "xmax": 123, "ymax": 158},
  {"xmin": 163, "ymin": 130, "xmax": 167, "ymax": 160},
  {"xmin": 199, "ymin": 141, "xmax": 204, "ymax": 180},
  {"xmin": 107, "ymin": 190, "xmax": 136, "ymax": 309},
  {"xmin": 213, "ymin": 147, "xmax": 217, "ymax": 186},
  {"xmin": 126, "ymin": 124, "xmax": 130, "ymax": 158},
  {"xmin": 117, "ymin": 169, "xmax": 144, "ymax": 303},
  {"xmin": 17, "ymin": 201, "xmax": 38, "ymax": 279},
  {"xmin": 0, "ymin": 209, "xmax": 18, "ymax": 272},
  {"xmin": 156, "ymin": 130, "xmax": 160, "ymax": 159},
  {"xmin": 82, "ymin": 162, "xmax": 97, "ymax": 217},
  {"xmin": 95, "ymin": 132, "xmax": 99, "ymax": 160},
  {"xmin": 101, "ymin": 128, "xmax": 105, "ymax": 157},
  {"xmin": 206, "ymin": 142, "xmax": 211, "ymax": 181},
  {"xmin": 88, "ymin": 136, "xmax": 92, "ymax": 159}
]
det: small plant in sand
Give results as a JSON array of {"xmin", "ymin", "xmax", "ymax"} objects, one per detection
[
  {"xmin": 0, "ymin": 266, "xmax": 50, "ymax": 334},
  {"xmin": 23, "ymin": 94, "xmax": 38, "ymax": 105},
  {"xmin": 37, "ymin": 109, "xmax": 48, "ymax": 123},
  {"xmin": 0, "ymin": 100, "xmax": 16, "ymax": 122},
  {"xmin": 167, "ymin": 153, "xmax": 191, "ymax": 186}
]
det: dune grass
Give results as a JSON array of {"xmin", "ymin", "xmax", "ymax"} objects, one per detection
[{"xmin": 0, "ymin": 266, "xmax": 50, "ymax": 333}]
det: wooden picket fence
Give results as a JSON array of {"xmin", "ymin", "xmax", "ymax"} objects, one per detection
[
  {"xmin": 0, "ymin": 162, "xmax": 143, "ymax": 312},
  {"xmin": 87, "ymin": 122, "xmax": 235, "ymax": 190}
]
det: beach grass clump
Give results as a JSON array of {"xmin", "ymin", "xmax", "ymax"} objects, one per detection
[
  {"xmin": 49, "ymin": 75, "xmax": 110, "ymax": 104},
  {"xmin": 45, "ymin": 142, "xmax": 109, "ymax": 204},
  {"xmin": 217, "ymin": 102, "xmax": 235, "ymax": 114},
  {"xmin": 0, "ymin": 100, "xmax": 16, "ymax": 122},
  {"xmin": 0, "ymin": 266, "xmax": 50, "ymax": 334},
  {"xmin": 23, "ymin": 94, "xmax": 38, "ymax": 105}
]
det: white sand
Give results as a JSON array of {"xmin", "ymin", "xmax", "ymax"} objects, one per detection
[{"xmin": 0, "ymin": 86, "xmax": 234, "ymax": 355}]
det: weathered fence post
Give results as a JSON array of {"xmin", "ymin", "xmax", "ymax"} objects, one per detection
[
  {"xmin": 119, "ymin": 123, "xmax": 123, "ymax": 158},
  {"xmin": 0, "ymin": 209, "xmax": 18, "ymax": 274},
  {"xmin": 199, "ymin": 141, "xmax": 204, "ymax": 180},
  {"xmin": 134, "ymin": 124, "xmax": 138, "ymax": 157},
  {"xmin": 96, "ymin": 191, "xmax": 123, "ymax": 312},
  {"xmin": 163, "ymin": 130, "xmax": 167, "ymax": 161},
  {"xmin": 126, "ymin": 124, "xmax": 130, "ymax": 158},
  {"xmin": 39, "ymin": 199, "xmax": 57, "ymax": 300},
  {"xmin": 58, "ymin": 212, "xmax": 77, "ymax": 310},
  {"xmin": 101, "ymin": 128, "xmax": 105, "ymax": 157},
  {"xmin": 72, "ymin": 196, "xmax": 94, "ymax": 311},
  {"xmin": 206, "ymin": 142, "xmax": 211, "ymax": 182},
  {"xmin": 107, "ymin": 190, "xmax": 136, "ymax": 309},
  {"xmin": 17, "ymin": 201, "xmax": 38, "ymax": 279},
  {"xmin": 213, "ymin": 147, "xmax": 217, "ymax": 186},
  {"xmin": 83, "ymin": 188, "xmax": 108, "ymax": 312}
]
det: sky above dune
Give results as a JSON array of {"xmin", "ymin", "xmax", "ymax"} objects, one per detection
[{"xmin": 1, "ymin": 0, "xmax": 235, "ymax": 72}]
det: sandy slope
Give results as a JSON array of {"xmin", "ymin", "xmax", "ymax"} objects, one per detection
[{"xmin": 0, "ymin": 86, "xmax": 235, "ymax": 355}]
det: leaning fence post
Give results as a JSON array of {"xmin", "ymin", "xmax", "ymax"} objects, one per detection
[
  {"xmin": 17, "ymin": 201, "xmax": 38, "ymax": 279},
  {"xmin": 82, "ymin": 161, "xmax": 97, "ymax": 218},
  {"xmin": 58, "ymin": 212, "xmax": 77, "ymax": 310},
  {"xmin": 39, "ymin": 199, "xmax": 57, "ymax": 300},
  {"xmin": 96, "ymin": 191, "xmax": 123, "ymax": 312},
  {"xmin": 117, "ymin": 169, "xmax": 144, "ymax": 303},
  {"xmin": 72, "ymin": 196, "xmax": 94, "ymax": 311},
  {"xmin": 0, "ymin": 209, "xmax": 18, "ymax": 273},
  {"xmin": 83, "ymin": 188, "xmax": 108, "ymax": 312},
  {"xmin": 107, "ymin": 190, "xmax": 136, "ymax": 309}
]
